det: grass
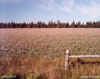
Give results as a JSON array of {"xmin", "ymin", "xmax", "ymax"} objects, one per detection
[
  {"xmin": 0, "ymin": 28, "xmax": 100, "ymax": 79},
  {"xmin": 0, "ymin": 57, "xmax": 100, "ymax": 79}
]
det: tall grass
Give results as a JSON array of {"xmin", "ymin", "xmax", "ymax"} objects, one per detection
[{"xmin": 0, "ymin": 57, "xmax": 100, "ymax": 79}]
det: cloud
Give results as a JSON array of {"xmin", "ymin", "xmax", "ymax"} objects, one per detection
[
  {"xmin": 0, "ymin": 0, "xmax": 22, "ymax": 3},
  {"xmin": 57, "ymin": 0, "xmax": 75, "ymax": 13},
  {"xmin": 76, "ymin": 1, "xmax": 100, "ymax": 19},
  {"xmin": 39, "ymin": 0, "xmax": 55, "ymax": 10},
  {"xmin": 38, "ymin": 0, "xmax": 100, "ymax": 20},
  {"xmin": 39, "ymin": 0, "xmax": 75, "ymax": 13}
]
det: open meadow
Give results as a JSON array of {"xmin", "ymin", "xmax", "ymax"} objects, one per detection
[{"xmin": 0, "ymin": 28, "xmax": 100, "ymax": 79}]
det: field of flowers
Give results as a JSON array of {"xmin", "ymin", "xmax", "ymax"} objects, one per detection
[{"xmin": 0, "ymin": 28, "xmax": 100, "ymax": 79}]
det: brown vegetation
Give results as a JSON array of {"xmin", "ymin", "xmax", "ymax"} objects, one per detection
[{"xmin": 0, "ymin": 28, "xmax": 100, "ymax": 79}]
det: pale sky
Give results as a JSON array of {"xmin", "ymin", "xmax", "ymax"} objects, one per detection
[{"xmin": 0, "ymin": 0, "xmax": 100, "ymax": 23}]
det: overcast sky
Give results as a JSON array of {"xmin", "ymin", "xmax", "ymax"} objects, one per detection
[{"xmin": 0, "ymin": 0, "xmax": 100, "ymax": 23}]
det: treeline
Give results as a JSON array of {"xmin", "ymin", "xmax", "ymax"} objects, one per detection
[{"xmin": 0, "ymin": 20, "xmax": 100, "ymax": 28}]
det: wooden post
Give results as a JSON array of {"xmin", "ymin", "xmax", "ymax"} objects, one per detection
[{"xmin": 65, "ymin": 50, "xmax": 70, "ymax": 70}]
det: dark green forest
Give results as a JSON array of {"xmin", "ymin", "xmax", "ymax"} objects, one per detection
[{"xmin": 1, "ymin": 20, "xmax": 100, "ymax": 28}]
